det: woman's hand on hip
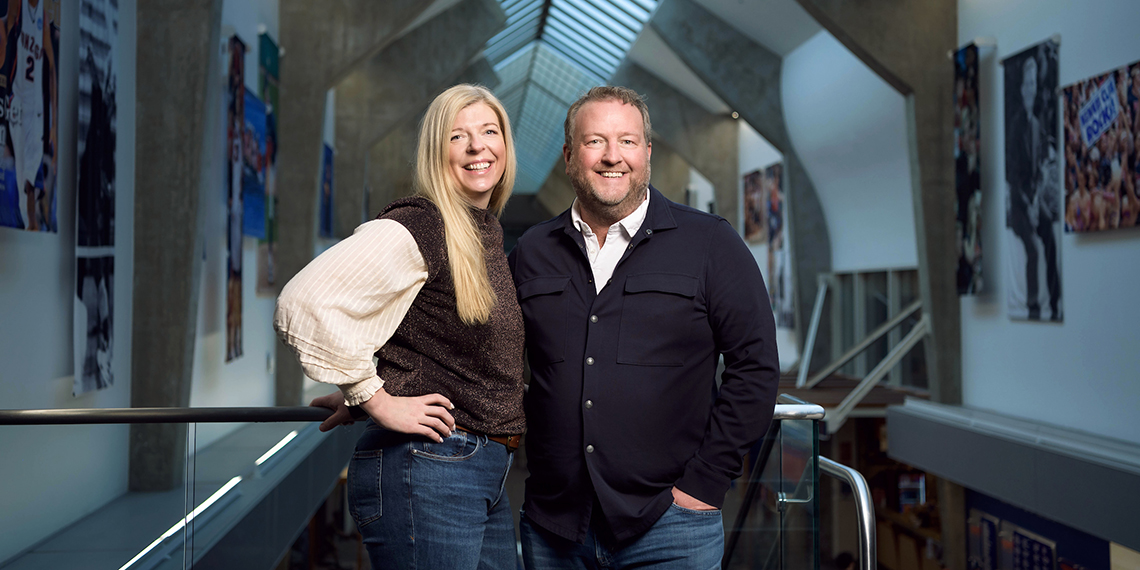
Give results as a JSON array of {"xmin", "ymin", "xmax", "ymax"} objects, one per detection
[{"xmin": 360, "ymin": 389, "xmax": 456, "ymax": 442}]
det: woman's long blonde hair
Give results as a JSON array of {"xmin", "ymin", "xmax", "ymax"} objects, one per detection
[{"xmin": 414, "ymin": 84, "xmax": 516, "ymax": 325}]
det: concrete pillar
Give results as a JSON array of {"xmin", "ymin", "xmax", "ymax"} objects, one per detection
[
  {"xmin": 274, "ymin": 1, "xmax": 430, "ymax": 407},
  {"xmin": 333, "ymin": 0, "xmax": 506, "ymax": 239},
  {"xmin": 649, "ymin": 141, "xmax": 693, "ymax": 204},
  {"xmin": 609, "ymin": 62, "xmax": 738, "ymax": 226},
  {"xmin": 649, "ymin": 0, "xmax": 832, "ymax": 368},
  {"xmin": 364, "ymin": 57, "xmax": 502, "ymax": 218},
  {"xmin": 130, "ymin": 0, "xmax": 223, "ymax": 492},
  {"xmin": 790, "ymin": 1, "xmax": 962, "ymax": 565}
]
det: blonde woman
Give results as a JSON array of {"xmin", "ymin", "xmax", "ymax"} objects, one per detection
[{"xmin": 274, "ymin": 84, "xmax": 523, "ymax": 569}]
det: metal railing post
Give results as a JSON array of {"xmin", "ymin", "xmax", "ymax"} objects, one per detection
[{"xmin": 820, "ymin": 457, "xmax": 876, "ymax": 570}]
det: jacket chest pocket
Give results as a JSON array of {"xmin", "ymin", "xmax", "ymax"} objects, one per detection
[
  {"xmin": 617, "ymin": 273, "xmax": 700, "ymax": 367},
  {"xmin": 518, "ymin": 276, "xmax": 571, "ymax": 365}
]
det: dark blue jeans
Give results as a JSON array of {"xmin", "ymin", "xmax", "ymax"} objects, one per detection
[
  {"xmin": 348, "ymin": 424, "xmax": 516, "ymax": 569},
  {"xmin": 520, "ymin": 503, "xmax": 724, "ymax": 569}
]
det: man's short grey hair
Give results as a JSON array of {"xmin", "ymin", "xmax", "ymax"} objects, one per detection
[{"xmin": 563, "ymin": 86, "xmax": 653, "ymax": 151}]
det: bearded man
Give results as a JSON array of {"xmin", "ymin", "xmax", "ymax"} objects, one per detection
[{"xmin": 508, "ymin": 86, "xmax": 779, "ymax": 569}]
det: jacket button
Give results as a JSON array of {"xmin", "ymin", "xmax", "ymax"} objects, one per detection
[
  {"xmin": 586, "ymin": 445, "xmax": 595, "ymax": 453},
  {"xmin": 646, "ymin": 229, "xmax": 653, "ymax": 235},
  {"xmin": 585, "ymin": 400, "xmax": 593, "ymax": 409},
  {"xmin": 586, "ymin": 357, "xmax": 595, "ymax": 365},
  {"xmin": 627, "ymin": 244, "xmax": 633, "ymax": 250},
  {"xmin": 590, "ymin": 315, "xmax": 598, "ymax": 323}
]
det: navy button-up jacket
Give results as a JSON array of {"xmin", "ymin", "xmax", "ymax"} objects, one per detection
[{"xmin": 508, "ymin": 187, "xmax": 780, "ymax": 543}]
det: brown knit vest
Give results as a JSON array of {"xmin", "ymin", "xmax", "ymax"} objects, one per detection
[{"xmin": 375, "ymin": 197, "xmax": 525, "ymax": 436}]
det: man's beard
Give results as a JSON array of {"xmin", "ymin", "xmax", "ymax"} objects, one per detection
[{"xmin": 568, "ymin": 159, "xmax": 651, "ymax": 225}]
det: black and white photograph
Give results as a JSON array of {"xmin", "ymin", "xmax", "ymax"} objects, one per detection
[
  {"xmin": 74, "ymin": 256, "xmax": 113, "ymax": 394},
  {"xmin": 1003, "ymin": 40, "xmax": 1062, "ymax": 321}
]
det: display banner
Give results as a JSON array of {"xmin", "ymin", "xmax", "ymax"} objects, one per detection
[
  {"xmin": 1002, "ymin": 39, "xmax": 1062, "ymax": 321},
  {"xmin": 1061, "ymin": 59, "xmax": 1140, "ymax": 232},
  {"xmin": 241, "ymin": 89, "xmax": 266, "ymax": 239},
  {"xmin": 225, "ymin": 35, "xmax": 246, "ymax": 362},
  {"xmin": 256, "ymin": 32, "xmax": 278, "ymax": 295},
  {"xmin": 0, "ymin": 0, "xmax": 60, "ymax": 232},
  {"xmin": 955, "ymin": 43, "xmax": 984, "ymax": 295},
  {"xmin": 765, "ymin": 163, "xmax": 794, "ymax": 328},
  {"xmin": 743, "ymin": 169, "xmax": 766, "ymax": 244},
  {"xmin": 74, "ymin": 0, "xmax": 115, "ymax": 395},
  {"xmin": 319, "ymin": 143, "xmax": 334, "ymax": 239}
]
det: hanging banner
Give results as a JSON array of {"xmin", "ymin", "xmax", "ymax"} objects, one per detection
[
  {"xmin": 765, "ymin": 163, "xmax": 794, "ymax": 328},
  {"xmin": 743, "ymin": 169, "xmax": 767, "ymax": 244},
  {"xmin": 225, "ymin": 35, "xmax": 246, "ymax": 362},
  {"xmin": 241, "ymin": 88, "xmax": 266, "ymax": 239},
  {"xmin": 1002, "ymin": 39, "xmax": 1062, "ymax": 321},
  {"xmin": 74, "ymin": 0, "xmax": 115, "ymax": 395},
  {"xmin": 1061, "ymin": 59, "xmax": 1140, "ymax": 232},
  {"xmin": 0, "ymin": 0, "xmax": 60, "ymax": 232},
  {"xmin": 319, "ymin": 143, "xmax": 334, "ymax": 239},
  {"xmin": 256, "ymin": 31, "xmax": 279, "ymax": 295},
  {"xmin": 955, "ymin": 43, "xmax": 984, "ymax": 295}
]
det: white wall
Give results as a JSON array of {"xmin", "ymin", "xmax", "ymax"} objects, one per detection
[
  {"xmin": 738, "ymin": 121, "xmax": 799, "ymax": 369},
  {"xmin": 959, "ymin": 0, "xmax": 1140, "ymax": 444},
  {"xmin": 189, "ymin": 0, "xmax": 281, "ymax": 450},
  {"xmin": 781, "ymin": 31, "xmax": 918, "ymax": 272},
  {"xmin": 0, "ymin": 0, "xmax": 136, "ymax": 562}
]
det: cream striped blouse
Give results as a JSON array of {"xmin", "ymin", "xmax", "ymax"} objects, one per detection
[{"xmin": 273, "ymin": 219, "xmax": 428, "ymax": 406}]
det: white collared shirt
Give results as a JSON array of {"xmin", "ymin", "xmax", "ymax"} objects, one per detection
[{"xmin": 571, "ymin": 190, "xmax": 651, "ymax": 294}]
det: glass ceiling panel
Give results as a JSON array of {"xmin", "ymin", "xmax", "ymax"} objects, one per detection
[{"xmin": 485, "ymin": 0, "xmax": 659, "ymax": 192}]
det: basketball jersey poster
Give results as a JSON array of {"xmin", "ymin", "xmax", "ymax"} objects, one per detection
[
  {"xmin": 74, "ymin": 0, "xmax": 114, "ymax": 395},
  {"xmin": 955, "ymin": 43, "xmax": 983, "ymax": 295},
  {"xmin": 0, "ymin": 0, "xmax": 60, "ymax": 232}
]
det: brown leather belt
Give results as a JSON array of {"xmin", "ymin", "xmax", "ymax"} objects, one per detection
[{"xmin": 455, "ymin": 426, "xmax": 521, "ymax": 452}]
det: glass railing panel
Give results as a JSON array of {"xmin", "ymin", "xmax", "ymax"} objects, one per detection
[
  {"xmin": 0, "ymin": 422, "xmax": 194, "ymax": 570},
  {"xmin": 724, "ymin": 407, "xmax": 821, "ymax": 570}
]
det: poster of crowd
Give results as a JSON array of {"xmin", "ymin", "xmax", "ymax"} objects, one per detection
[
  {"xmin": 319, "ymin": 143, "xmax": 334, "ymax": 239},
  {"xmin": 1061, "ymin": 58, "xmax": 1140, "ymax": 232},
  {"xmin": 73, "ymin": 0, "xmax": 117, "ymax": 394},
  {"xmin": 256, "ymin": 31, "xmax": 279, "ymax": 296},
  {"xmin": 743, "ymin": 169, "xmax": 766, "ymax": 243},
  {"xmin": 0, "ymin": 0, "xmax": 60, "ymax": 232},
  {"xmin": 1003, "ymin": 40, "xmax": 1062, "ymax": 321},
  {"xmin": 74, "ymin": 256, "xmax": 113, "ymax": 394},
  {"xmin": 765, "ymin": 163, "xmax": 794, "ymax": 328},
  {"xmin": 955, "ymin": 43, "xmax": 984, "ymax": 295},
  {"xmin": 225, "ymin": 35, "xmax": 245, "ymax": 362}
]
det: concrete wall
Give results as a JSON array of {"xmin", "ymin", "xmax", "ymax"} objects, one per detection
[
  {"xmin": 0, "ymin": 0, "xmax": 136, "ymax": 562},
  {"xmin": 959, "ymin": 0, "xmax": 1140, "ymax": 444},
  {"xmin": 781, "ymin": 31, "xmax": 918, "ymax": 273}
]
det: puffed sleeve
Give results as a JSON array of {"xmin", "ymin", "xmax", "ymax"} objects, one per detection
[{"xmin": 274, "ymin": 219, "xmax": 428, "ymax": 406}]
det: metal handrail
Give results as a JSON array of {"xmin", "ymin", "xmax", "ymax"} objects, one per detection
[
  {"xmin": 820, "ymin": 457, "xmax": 876, "ymax": 570},
  {"xmin": 0, "ymin": 404, "xmax": 825, "ymax": 425},
  {"xmin": 0, "ymin": 406, "xmax": 332, "ymax": 425},
  {"xmin": 802, "ymin": 299, "xmax": 922, "ymax": 389}
]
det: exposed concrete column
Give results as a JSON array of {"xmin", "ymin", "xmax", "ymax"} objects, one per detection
[
  {"xmin": 609, "ymin": 62, "xmax": 738, "ymax": 227},
  {"xmin": 333, "ymin": 0, "xmax": 507, "ymax": 238},
  {"xmin": 275, "ymin": 1, "xmax": 428, "ymax": 406},
  {"xmin": 648, "ymin": 141, "xmax": 693, "ymax": 205},
  {"xmin": 131, "ymin": 0, "xmax": 223, "ymax": 492},
  {"xmin": 649, "ymin": 0, "xmax": 832, "ymax": 368},
  {"xmin": 365, "ymin": 58, "xmax": 502, "ymax": 216},
  {"xmin": 793, "ymin": 0, "xmax": 959, "ymax": 404}
]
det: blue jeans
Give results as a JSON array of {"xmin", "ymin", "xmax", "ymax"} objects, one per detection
[
  {"xmin": 348, "ymin": 424, "xmax": 516, "ymax": 569},
  {"xmin": 520, "ymin": 503, "xmax": 724, "ymax": 569}
]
